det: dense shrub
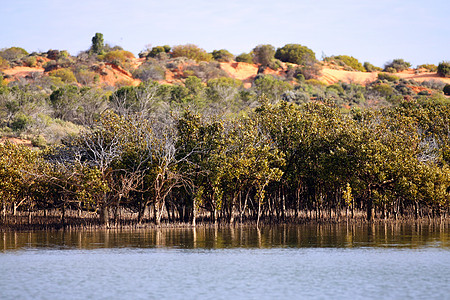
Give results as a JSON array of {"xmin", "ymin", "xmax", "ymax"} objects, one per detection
[
  {"xmin": 211, "ymin": 49, "xmax": 234, "ymax": 62},
  {"xmin": 75, "ymin": 68, "xmax": 99, "ymax": 85},
  {"xmin": 437, "ymin": 61, "xmax": 450, "ymax": 78},
  {"xmin": 147, "ymin": 45, "xmax": 171, "ymax": 58},
  {"xmin": 275, "ymin": 44, "xmax": 316, "ymax": 66},
  {"xmin": 363, "ymin": 62, "xmax": 382, "ymax": 72},
  {"xmin": 132, "ymin": 60, "xmax": 166, "ymax": 81},
  {"xmin": 183, "ymin": 62, "xmax": 227, "ymax": 81},
  {"xmin": 421, "ymin": 80, "xmax": 446, "ymax": 91},
  {"xmin": 326, "ymin": 55, "xmax": 365, "ymax": 71},
  {"xmin": 395, "ymin": 84, "xmax": 413, "ymax": 96},
  {"xmin": 305, "ymin": 79, "xmax": 326, "ymax": 87},
  {"xmin": 99, "ymin": 50, "xmax": 135, "ymax": 65},
  {"xmin": 171, "ymin": 44, "xmax": 212, "ymax": 62},
  {"xmin": 372, "ymin": 83, "xmax": 395, "ymax": 97},
  {"xmin": 384, "ymin": 59, "xmax": 411, "ymax": 72},
  {"xmin": 90, "ymin": 33, "xmax": 104, "ymax": 54},
  {"xmin": 0, "ymin": 57, "xmax": 9, "ymax": 69},
  {"xmin": 252, "ymin": 44, "xmax": 275, "ymax": 67},
  {"xmin": 443, "ymin": 84, "xmax": 450, "ymax": 96},
  {"xmin": 23, "ymin": 56, "xmax": 37, "ymax": 67},
  {"xmin": 378, "ymin": 72, "xmax": 399, "ymax": 82},
  {"xmin": 10, "ymin": 113, "xmax": 31, "ymax": 131},
  {"xmin": 48, "ymin": 68, "xmax": 77, "ymax": 83},
  {"xmin": 235, "ymin": 53, "xmax": 253, "ymax": 64},
  {"xmin": 417, "ymin": 64, "xmax": 438, "ymax": 72},
  {"xmin": 0, "ymin": 47, "xmax": 29, "ymax": 61}
]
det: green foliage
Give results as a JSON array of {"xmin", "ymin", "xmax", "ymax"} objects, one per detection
[
  {"xmin": 252, "ymin": 44, "xmax": 275, "ymax": 67},
  {"xmin": 437, "ymin": 61, "xmax": 450, "ymax": 78},
  {"xmin": 363, "ymin": 62, "xmax": 382, "ymax": 72},
  {"xmin": 31, "ymin": 135, "xmax": 47, "ymax": 148},
  {"xmin": 305, "ymin": 79, "xmax": 326, "ymax": 87},
  {"xmin": 133, "ymin": 60, "xmax": 166, "ymax": 81},
  {"xmin": 378, "ymin": 72, "xmax": 399, "ymax": 82},
  {"xmin": 443, "ymin": 84, "xmax": 450, "ymax": 96},
  {"xmin": 147, "ymin": 45, "xmax": 171, "ymax": 58},
  {"xmin": 183, "ymin": 62, "xmax": 228, "ymax": 82},
  {"xmin": 326, "ymin": 55, "xmax": 365, "ymax": 71},
  {"xmin": 48, "ymin": 68, "xmax": 77, "ymax": 83},
  {"xmin": 418, "ymin": 64, "xmax": 438, "ymax": 72},
  {"xmin": 211, "ymin": 49, "xmax": 234, "ymax": 62},
  {"xmin": 275, "ymin": 44, "xmax": 316, "ymax": 66},
  {"xmin": 91, "ymin": 33, "xmax": 104, "ymax": 54},
  {"xmin": 10, "ymin": 113, "xmax": 31, "ymax": 131},
  {"xmin": 372, "ymin": 83, "xmax": 395, "ymax": 97},
  {"xmin": 384, "ymin": 59, "xmax": 411, "ymax": 72},
  {"xmin": 50, "ymin": 85, "xmax": 106, "ymax": 123},
  {"xmin": 99, "ymin": 50, "xmax": 135, "ymax": 66},
  {"xmin": 75, "ymin": 68, "xmax": 99, "ymax": 85},
  {"xmin": 253, "ymin": 75, "xmax": 293, "ymax": 103},
  {"xmin": 171, "ymin": 44, "xmax": 213, "ymax": 62},
  {"xmin": 23, "ymin": 56, "xmax": 37, "ymax": 67},
  {"xmin": 0, "ymin": 57, "xmax": 9, "ymax": 69},
  {"xmin": 235, "ymin": 53, "xmax": 253, "ymax": 64},
  {"xmin": 0, "ymin": 47, "xmax": 29, "ymax": 61},
  {"xmin": 206, "ymin": 77, "xmax": 243, "ymax": 104}
]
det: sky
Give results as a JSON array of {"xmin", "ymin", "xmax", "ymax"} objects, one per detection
[{"xmin": 1, "ymin": 0, "xmax": 449, "ymax": 67}]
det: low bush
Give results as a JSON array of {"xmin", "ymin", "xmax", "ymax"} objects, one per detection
[
  {"xmin": 99, "ymin": 50, "xmax": 135, "ymax": 65},
  {"xmin": 183, "ymin": 62, "xmax": 227, "ymax": 81},
  {"xmin": 0, "ymin": 47, "xmax": 29, "ymax": 61},
  {"xmin": 235, "ymin": 53, "xmax": 253, "ymax": 64},
  {"xmin": 253, "ymin": 44, "xmax": 276, "ymax": 67},
  {"xmin": 372, "ymin": 83, "xmax": 396, "ymax": 97},
  {"xmin": 421, "ymin": 80, "xmax": 446, "ymax": 90},
  {"xmin": 147, "ymin": 45, "xmax": 171, "ymax": 58},
  {"xmin": 10, "ymin": 113, "xmax": 31, "ymax": 131},
  {"xmin": 378, "ymin": 72, "xmax": 399, "ymax": 82},
  {"xmin": 326, "ymin": 55, "xmax": 365, "ymax": 72},
  {"xmin": 275, "ymin": 44, "xmax": 316, "ymax": 66},
  {"xmin": 48, "ymin": 68, "xmax": 77, "ymax": 83},
  {"xmin": 363, "ymin": 62, "xmax": 382, "ymax": 72},
  {"xmin": 132, "ymin": 60, "xmax": 166, "ymax": 81},
  {"xmin": 437, "ymin": 61, "xmax": 450, "ymax": 78},
  {"xmin": 23, "ymin": 56, "xmax": 37, "ymax": 67},
  {"xmin": 305, "ymin": 79, "xmax": 326, "ymax": 87},
  {"xmin": 171, "ymin": 44, "xmax": 212, "ymax": 62},
  {"xmin": 0, "ymin": 57, "xmax": 9, "ymax": 70},
  {"xmin": 211, "ymin": 49, "xmax": 234, "ymax": 62},
  {"xmin": 384, "ymin": 59, "xmax": 411, "ymax": 72},
  {"xmin": 75, "ymin": 68, "xmax": 99, "ymax": 85},
  {"xmin": 443, "ymin": 84, "xmax": 450, "ymax": 95},
  {"xmin": 417, "ymin": 64, "xmax": 437, "ymax": 72}
]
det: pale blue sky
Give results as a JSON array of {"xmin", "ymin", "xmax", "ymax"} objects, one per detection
[{"xmin": 1, "ymin": 0, "xmax": 449, "ymax": 67}]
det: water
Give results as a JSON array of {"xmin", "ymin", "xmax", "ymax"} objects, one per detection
[{"xmin": 1, "ymin": 223, "xmax": 449, "ymax": 299}]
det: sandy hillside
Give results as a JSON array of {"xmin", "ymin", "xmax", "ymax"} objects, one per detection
[
  {"xmin": 98, "ymin": 63, "xmax": 141, "ymax": 87},
  {"xmin": 395, "ymin": 69, "xmax": 450, "ymax": 84},
  {"xmin": 319, "ymin": 67, "xmax": 450, "ymax": 85},
  {"xmin": 3, "ymin": 66, "xmax": 45, "ymax": 82},
  {"xmin": 219, "ymin": 62, "xmax": 259, "ymax": 88}
]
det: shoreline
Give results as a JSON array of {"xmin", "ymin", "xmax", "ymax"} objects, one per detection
[{"xmin": 1, "ymin": 216, "xmax": 448, "ymax": 232}]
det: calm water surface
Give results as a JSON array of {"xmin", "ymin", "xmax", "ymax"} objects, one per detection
[{"xmin": 1, "ymin": 222, "xmax": 449, "ymax": 299}]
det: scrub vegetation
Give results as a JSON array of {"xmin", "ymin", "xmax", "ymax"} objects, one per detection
[{"xmin": 0, "ymin": 34, "xmax": 449, "ymax": 229}]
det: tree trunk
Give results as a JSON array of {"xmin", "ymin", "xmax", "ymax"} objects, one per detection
[
  {"xmin": 61, "ymin": 204, "xmax": 66, "ymax": 226},
  {"xmin": 367, "ymin": 194, "xmax": 374, "ymax": 222},
  {"xmin": 191, "ymin": 197, "xmax": 196, "ymax": 226},
  {"xmin": 155, "ymin": 198, "xmax": 165, "ymax": 226},
  {"xmin": 2, "ymin": 200, "xmax": 5, "ymax": 223},
  {"xmin": 100, "ymin": 205, "xmax": 109, "ymax": 227}
]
